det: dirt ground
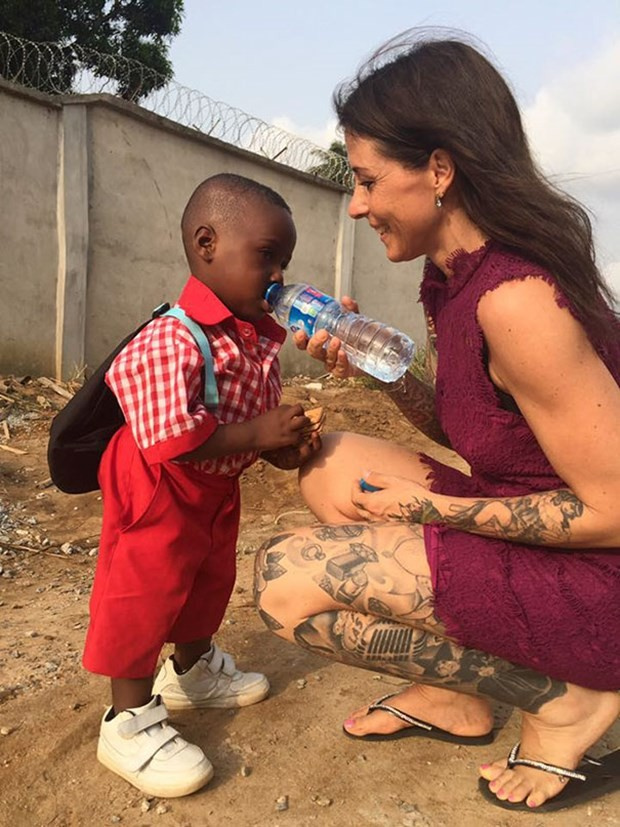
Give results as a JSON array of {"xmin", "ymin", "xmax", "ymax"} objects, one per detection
[{"xmin": 0, "ymin": 373, "xmax": 618, "ymax": 827}]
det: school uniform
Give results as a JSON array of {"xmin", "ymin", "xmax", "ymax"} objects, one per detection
[{"xmin": 83, "ymin": 276, "xmax": 285, "ymax": 679}]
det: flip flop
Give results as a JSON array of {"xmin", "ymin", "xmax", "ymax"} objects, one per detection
[
  {"xmin": 478, "ymin": 742, "xmax": 620, "ymax": 812},
  {"xmin": 342, "ymin": 692, "xmax": 495, "ymax": 745}
]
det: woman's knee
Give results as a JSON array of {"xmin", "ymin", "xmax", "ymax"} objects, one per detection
[
  {"xmin": 299, "ymin": 431, "xmax": 430, "ymax": 521},
  {"xmin": 298, "ymin": 432, "xmax": 361, "ymax": 521}
]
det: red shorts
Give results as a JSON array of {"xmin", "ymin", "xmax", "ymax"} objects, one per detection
[{"xmin": 83, "ymin": 427, "xmax": 239, "ymax": 679}]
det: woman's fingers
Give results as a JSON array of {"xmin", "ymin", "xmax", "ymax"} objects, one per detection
[{"xmin": 341, "ymin": 295, "xmax": 359, "ymax": 314}]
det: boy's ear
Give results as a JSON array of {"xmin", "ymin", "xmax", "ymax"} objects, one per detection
[{"xmin": 194, "ymin": 224, "xmax": 216, "ymax": 262}]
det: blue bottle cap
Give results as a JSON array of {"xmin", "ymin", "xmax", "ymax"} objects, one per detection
[
  {"xmin": 264, "ymin": 283, "xmax": 283, "ymax": 306},
  {"xmin": 359, "ymin": 478, "xmax": 383, "ymax": 492}
]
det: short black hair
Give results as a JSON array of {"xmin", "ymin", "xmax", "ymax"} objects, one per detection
[{"xmin": 181, "ymin": 173, "xmax": 291, "ymax": 241}]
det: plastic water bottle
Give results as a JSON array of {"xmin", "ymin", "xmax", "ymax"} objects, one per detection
[{"xmin": 265, "ymin": 283, "xmax": 415, "ymax": 383}]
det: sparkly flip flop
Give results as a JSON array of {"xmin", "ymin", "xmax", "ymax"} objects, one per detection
[
  {"xmin": 342, "ymin": 692, "xmax": 495, "ymax": 745},
  {"xmin": 478, "ymin": 742, "xmax": 620, "ymax": 812}
]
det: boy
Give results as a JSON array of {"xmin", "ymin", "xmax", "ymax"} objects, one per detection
[{"xmin": 83, "ymin": 174, "xmax": 319, "ymax": 798}]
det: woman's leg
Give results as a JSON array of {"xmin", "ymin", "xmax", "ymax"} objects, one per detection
[
  {"xmin": 299, "ymin": 431, "xmax": 434, "ymax": 522},
  {"xmin": 255, "ymin": 520, "xmax": 619, "ymax": 808},
  {"xmin": 297, "ymin": 431, "xmax": 492, "ymax": 735}
]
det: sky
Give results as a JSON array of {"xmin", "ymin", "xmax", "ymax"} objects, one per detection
[{"xmin": 169, "ymin": 0, "xmax": 620, "ymax": 299}]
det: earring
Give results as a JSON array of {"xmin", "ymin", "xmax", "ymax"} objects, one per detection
[{"xmin": 435, "ymin": 192, "xmax": 443, "ymax": 209}]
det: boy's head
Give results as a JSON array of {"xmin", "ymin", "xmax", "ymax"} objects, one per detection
[{"xmin": 181, "ymin": 173, "xmax": 296, "ymax": 321}]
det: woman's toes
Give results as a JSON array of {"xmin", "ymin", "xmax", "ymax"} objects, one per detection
[
  {"xmin": 496, "ymin": 774, "xmax": 527, "ymax": 802},
  {"xmin": 487, "ymin": 768, "xmax": 514, "ymax": 795},
  {"xmin": 342, "ymin": 706, "xmax": 372, "ymax": 734},
  {"xmin": 505, "ymin": 779, "xmax": 532, "ymax": 804},
  {"xmin": 478, "ymin": 760, "xmax": 506, "ymax": 781}
]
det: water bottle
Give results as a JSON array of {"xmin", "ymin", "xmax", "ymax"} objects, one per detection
[{"xmin": 265, "ymin": 283, "xmax": 415, "ymax": 383}]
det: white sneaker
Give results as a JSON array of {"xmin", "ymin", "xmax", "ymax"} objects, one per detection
[
  {"xmin": 152, "ymin": 643, "xmax": 270, "ymax": 710},
  {"xmin": 97, "ymin": 695, "xmax": 213, "ymax": 798}
]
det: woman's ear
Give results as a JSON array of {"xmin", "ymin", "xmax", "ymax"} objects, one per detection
[
  {"xmin": 194, "ymin": 225, "xmax": 216, "ymax": 262},
  {"xmin": 429, "ymin": 149, "xmax": 455, "ymax": 197}
]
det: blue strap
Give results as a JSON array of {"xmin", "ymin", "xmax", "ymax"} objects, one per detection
[{"xmin": 162, "ymin": 306, "xmax": 219, "ymax": 408}]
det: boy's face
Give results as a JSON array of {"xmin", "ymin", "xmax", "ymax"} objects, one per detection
[{"xmin": 201, "ymin": 202, "xmax": 297, "ymax": 322}]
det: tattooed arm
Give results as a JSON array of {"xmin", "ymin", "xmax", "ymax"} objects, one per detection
[
  {"xmin": 356, "ymin": 279, "xmax": 620, "ymax": 548},
  {"xmin": 382, "ymin": 318, "xmax": 450, "ymax": 446},
  {"xmin": 353, "ymin": 475, "xmax": 601, "ymax": 547},
  {"xmin": 383, "ymin": 370, "xmax": 449, "ymax": 447},
  {"xmin": 477, "ymin": 278, "xmax": 620, "ymax": 548},
  {"xmin": 295, "ymin": 304, "xmax": 450, "ymax": 447}
]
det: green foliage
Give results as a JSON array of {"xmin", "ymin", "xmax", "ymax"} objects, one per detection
[
  {"xmin": 307, "ymin": 139, "xmax": 353, "ymax": 188},
  {"xmin": 408, "ymin": 344, "xmax": 429, "ymax": 382},
  {"xmin": 0, "ymin": 0, "xmax": 184, "ymax": 100}
]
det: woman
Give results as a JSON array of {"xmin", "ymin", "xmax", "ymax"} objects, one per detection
[{"xmin": 254, "ymin": 32, "xmax": 620, "ymax": 812}]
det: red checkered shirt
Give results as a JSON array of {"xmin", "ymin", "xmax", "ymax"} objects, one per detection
[{"xmin": 106, "ymin": 275, "xmax": 286, "ymax": 477}]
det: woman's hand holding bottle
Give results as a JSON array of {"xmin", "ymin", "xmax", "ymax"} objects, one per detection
[{"xmin": 292, "ymin": 296, "xmax": 361, "ymax": 379}]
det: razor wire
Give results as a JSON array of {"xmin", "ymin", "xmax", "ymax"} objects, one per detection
[{"xmin": 0, "ymin": 31, "xmax": 352, "ymax": 188}]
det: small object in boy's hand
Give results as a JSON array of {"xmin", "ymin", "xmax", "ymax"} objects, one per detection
[
  {"xmin": 301, "ymin": 406, "xmax": 325, "ymax": 437},
  {"xmin": 359, "ymin": 478, "xmax": 383, "ymax": 492}
]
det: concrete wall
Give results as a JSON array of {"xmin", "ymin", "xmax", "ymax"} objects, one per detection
[
  {"xmin": 0, "ymin": 85, "xmax": 61, "ymax": 375},
  {"xmin": 0, "ymin": 79, "xmax": 426, "ymax": 379}
]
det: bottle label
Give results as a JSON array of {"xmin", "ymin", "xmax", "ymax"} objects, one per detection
[{"xmin": 288, "ymin": 286, "xmax": 333, "ymax": 335}]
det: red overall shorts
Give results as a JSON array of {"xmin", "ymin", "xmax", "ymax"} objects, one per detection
[{"xmin": 83, "ymin": 426, "xmax": 239, "ymax": 678}]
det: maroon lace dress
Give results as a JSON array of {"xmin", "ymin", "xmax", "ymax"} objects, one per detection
[{"xmin": 419, "ymin": 242, "xmax": 620, "ymax": 691}]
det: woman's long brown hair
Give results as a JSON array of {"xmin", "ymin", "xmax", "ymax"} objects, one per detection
[{"xmin": 334, "ymin": 31, "xmax": 619, "ymax": 337}]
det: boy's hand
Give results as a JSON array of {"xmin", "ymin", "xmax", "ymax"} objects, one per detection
[
  {"xmin": 251, "ymin": 403, "xmax": 309, "ymax": 451},
  {"xmin": 262, "ymin": 431, "xmax": 322, "ymax": 470}
]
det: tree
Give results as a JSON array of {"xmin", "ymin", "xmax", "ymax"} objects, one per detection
[
  {"xmin": 0, "ymin": 1, "xmax": 184, "ymax": 101},
  {"xmin": 308, "ymin": 139, "xmax": 352, "ymax": 187}
]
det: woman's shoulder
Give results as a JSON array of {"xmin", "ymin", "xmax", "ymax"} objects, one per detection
[{"xmin": 477, "ymin": 275, "xmax": 568, "ymax": 332}]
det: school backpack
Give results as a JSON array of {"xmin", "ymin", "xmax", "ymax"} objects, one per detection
[{"xmin": 47, "ymin": 304, "xmax": 218, "ymax": 494}]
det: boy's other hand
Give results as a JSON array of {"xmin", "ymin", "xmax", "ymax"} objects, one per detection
[
  {"xmin": 261, "ymin": 431, "xmax": 322, "ymax": 470},
  {"xmin": 252, "ymin": 403, "xmax": 309, "ymax": 451}
]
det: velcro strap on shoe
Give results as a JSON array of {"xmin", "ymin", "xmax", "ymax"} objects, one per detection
[
  {"xmin": 122, "ymin": 727, "xmax": 181, "ymax": 773},
  {"xmin": 208, "ymin": 644, "xmax": 236, "ymax": 677},
  {"xmin": 118, "ymin": 703, "xmax": 168, "ymax": 737}
]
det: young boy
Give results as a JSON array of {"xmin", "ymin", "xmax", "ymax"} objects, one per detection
[{"xmin": 83, "ymin": 173, "xmax": 319, "ymax": 798}]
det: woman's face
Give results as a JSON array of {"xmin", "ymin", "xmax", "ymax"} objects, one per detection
[{"xmin": 345, "ymin": 133, "xmax": 441, "ymax": 263}]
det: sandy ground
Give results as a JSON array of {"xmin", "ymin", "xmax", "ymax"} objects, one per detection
[{"xmin": 0, "ymin": 373, "xmax": 618, "ymax": 827}]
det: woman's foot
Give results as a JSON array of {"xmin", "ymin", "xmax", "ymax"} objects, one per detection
[
  {"xmin": 343, "ymin": 683, "xmax": 494, "ymax": 738},
  {"xmin": 479, "ymin": 685, "xmax": 620, "ymax": 808}
]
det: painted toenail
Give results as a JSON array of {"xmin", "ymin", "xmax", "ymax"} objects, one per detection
[
  {"xmin": 344, "ymin": 718, "xmax": 355, "ymax": 727},
  {"xmin": 480, "ymin": 763, "xmax": 490, "ymax": 769}
]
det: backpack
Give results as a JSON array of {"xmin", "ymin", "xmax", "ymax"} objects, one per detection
[{"xmin": 47, "ymin": 304, "xmax": 218, "ymax": 494}]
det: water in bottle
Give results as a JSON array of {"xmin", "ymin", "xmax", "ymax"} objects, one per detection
[{"xmin": 264, "ymin": 283, "xmax": 415, "ymax": 383}]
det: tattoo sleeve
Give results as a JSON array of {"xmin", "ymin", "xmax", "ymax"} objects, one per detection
[
  {"xmin": 393, "ymin": 488, "xmax": 586, "ymax": 546},
  {"xmin": 383, "ymin": 371, "xmax": 450, "ymax": 447}
]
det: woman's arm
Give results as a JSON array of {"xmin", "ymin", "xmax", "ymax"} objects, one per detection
[
  {"xmin": 356, "ymin": 278, "xmax": 620, "ymax": 548},
  {"xmin": 296, "ymin": 298, "xmax": 450, "ymax": 446},
  {"xmin": 383, "ymin": 370, "xmax": 449, "ymax": 447}
]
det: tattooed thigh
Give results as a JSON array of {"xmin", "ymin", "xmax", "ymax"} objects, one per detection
[{"xmin": 254, "ymin": 521, "xmax": 444, "ymax": 633}]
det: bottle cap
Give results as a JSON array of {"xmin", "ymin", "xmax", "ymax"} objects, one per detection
[{"xmin": 264, "ymin": 283, "xmax": 283, "ymax": 306}]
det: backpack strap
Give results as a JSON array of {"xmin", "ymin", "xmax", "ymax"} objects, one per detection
[{"xmin": 162, "ymin": 306, "xmax": 219, "ymax": 409}]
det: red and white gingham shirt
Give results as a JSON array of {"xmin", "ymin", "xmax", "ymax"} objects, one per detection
[{"xmin": 106, "ymin": 276, "xmax": 286, "ymax": 477}]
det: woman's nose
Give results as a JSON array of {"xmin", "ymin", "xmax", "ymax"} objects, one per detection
[{"xmin": 348, "ymin": 188, "xmax": 368, "ymax": 220}]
